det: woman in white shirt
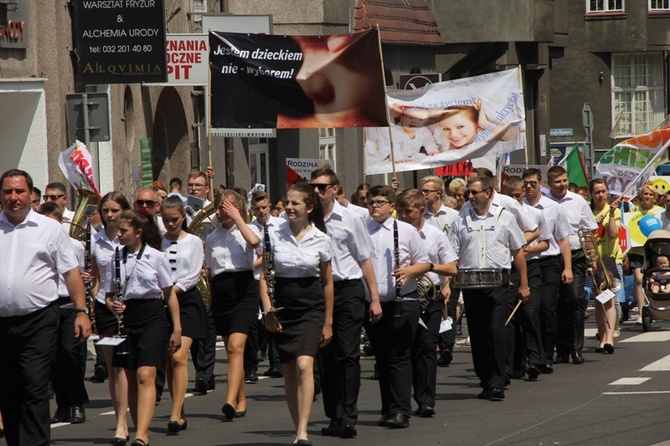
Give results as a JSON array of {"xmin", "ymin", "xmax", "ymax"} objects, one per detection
[
  {"xmin": 260, "ymin": 183, "xmax": 334, "ymax": 446},
  {"xmin": 161, "ymin": 196, "xmax": 207, "ymax": 434},
  {"xmin": 205, "ymin": 190, "xmax": 261, "ymax": 421},
  {"xmin": 106, "ymin": 210, "xmax": 181, "ymax": 446},
  {"xmin": 85, "ymin": 191, "xmax": 131, "ymax": 445}
]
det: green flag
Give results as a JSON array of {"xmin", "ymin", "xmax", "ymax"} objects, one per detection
[{"xmin": 563, "ymin": 144, "xmax": 589, "ymax": 187}]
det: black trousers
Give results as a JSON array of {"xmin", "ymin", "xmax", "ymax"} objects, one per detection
[
  {"xmin": 463, "ymin": 279, "xmax": 511, "ymax": 391},
  {"xmin": 52, "ymin": 306, "xmax": 89, "ymax": 409},
  {"xmin": 507, "ymin": 261, "xmax": 545, "ymax": 372},
  {"xmin": 364, "ymin": 296, "xmax": 420, "ymax": 418},
  {"xmin": 0, "ymin": 303, "xmax": 59, "ymax": 446},
  {"xmin": 556, "ymin": 250, "xmax": 587, "ymax": 355},
  {"xmin": 412, "ymin": 298, "xmax": 443, "ymax": 408},
  {"xmin": 538, "ymin": 255, "xmax": 562, "ymax": 365},
  {"xmin": 191, "ymin": 310, "xmax": 217, "ymax": 386},
  {"xmin": 317, "ymin": 280, "xmax": 366, "ymax": 423}
]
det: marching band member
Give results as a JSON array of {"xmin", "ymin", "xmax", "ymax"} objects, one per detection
[
  {"xmin": 420, "ymin": 175, "xmax": 459, "ymax": 231},
  {"xmin": 106, "ymin": 210, "xmax": 181, "ymax": 446},
  {"xmin": 309, "ymin": 167, "xmax": 382, "ymax": 439},
  {"xmin": 450, "ymin": 176, "xmax": 529, "ymax": 401},
  {"xmin": 365, "ymin": 184, "xmax": 430, "ymax": 428},
  {"xmin": 161, "ymin": 196, "xmax": 207, "ymax": 433},
  {"xmin": 204, "ymin": 190, "xmax": 261, "ymax": 421},
  {"xmin": 502, "ymin": 177, "xmax": 550, "ymax": 380},
  {"xmin": 396, "ymin": 189, "xmax": 457, "ymax": 417},
  {"xmin": 545, "ymin": 166, "xmax": 597, "ymax": 364},
  {"xmin": 260, "ymin": 183, "xmax": 334, "ymax": 446},
  {"xmin": 86, "ymin": 191, "xmax": 132, "ymax": 445},
  {"xmin": 589, "ymin": 179, "xmax": 621, "ymax": 354},
  {"xmin": 522, "ymin": 168, "xmax": 573, "ymax": 373}
]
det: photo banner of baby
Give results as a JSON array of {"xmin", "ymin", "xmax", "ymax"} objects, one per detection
[
  {"xmin": 208, "ymin": 29, "xmax": 387, "ymax": 129},
  {"xmin": 363, "ymin": 68, "xmax": 526, "ymax": 175}
]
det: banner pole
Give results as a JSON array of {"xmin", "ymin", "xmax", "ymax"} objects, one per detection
[
  {"xmin": 618, "ymin": 137, "xmax": 670, "ymax": 198},
  {"xmin": 518, "ymin": 65, "xmax": 529, "ymax": 167},
  {"xmin": 362, "ymin": 129, "xmax": 367, "ymax": 184},
  {"xmin": 207, "ymin": 29, "xmax": 215, "ymax": 202},
  {"xmin": 375, "ymin": 25, "xmax": 397, "ymax": 181}
]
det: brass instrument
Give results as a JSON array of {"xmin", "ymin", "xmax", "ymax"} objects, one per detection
[
  {"xmin": 187, "ymin": 201, "xmax": 217, "ymax": 313},
  {"xmin": 578, "ymin": 228, "xmax": 621, "ymax": 294},
  {"xmin": 417, "ymin": 274, "xmax": 439, "ymax": 312}
]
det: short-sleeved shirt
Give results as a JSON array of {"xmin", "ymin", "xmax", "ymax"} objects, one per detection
[
  {"xmin": 162, "ymin": 233, "xmax": 204, "ymax": 292},
  {"xmin": 0, "ymin": 211, "xmax": 79, "ymax": 317},
  {"xmin": 92, "ymin": 230, "xmax": 121, "ymax": 304},
  {"xmin": 418, "ymin": 222, "xmax": 458, "ymax": 287},
  {"xmin": 524, "ymin": 195, "xmax": 572, "ymax": 258},
  {"xmin": 107, "ymin": 245, "xmax": 172, "ymax": 300},
  {"xmin": 205, "ymin": 223, "xmax": 261, "ymax": 274},
  {"xmin": 324, "ymin": 201, "xmax": 372, "ymax": 281},
  {"xmin": 58, "ymin": 238, "xmax": 85, "ymax": 297},
  {"xmin": 547, "ymin": 190, "xmax": 598, "ymax": 250},
  {"xmin": 460, "ymin": 192, "xmax": 537, "ymax": 233},
  {"xmin": 450, "ymin": 206, "xmax": 526, "ymax": 270},
  {"xmin": 522, "ymin": 203, "xmax": 553, "ymax": 261},
  {"xmin": 593, "ymin": 204, "xmax": 623, "ymax": 264},
  {"xmin": 266, "ymin": 220, "xmax": 333, "ymax": 278},
  {"xmin": 367, "ymin": 217, "xmax": 430, "ymax": 302},
  {"xmin": 424, "ymin": 204, "xmax": 458, "ymax": 234}
]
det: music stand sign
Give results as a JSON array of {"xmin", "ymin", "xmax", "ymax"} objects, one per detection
[{"xmin": 72, "ymin": 0, "xmax": 167, "ymax": 84}]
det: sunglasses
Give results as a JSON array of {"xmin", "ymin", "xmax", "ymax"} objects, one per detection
[
  {"xmin": 43, "ymin": 194, "xmax": 65, "ymax": 201},
  {"xmin": 135, "ymin": 199, "xmax": 157, "ymax": 207},
  {"xmin": 523, "ymin": 181, "xmax": 538, "ymax": 188},
  {"xmin": 308, "ymin": 183, "xmax": 333, "ymax": 192}
]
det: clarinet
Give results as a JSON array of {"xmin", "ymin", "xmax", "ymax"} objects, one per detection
[
  {"xmin": 263, "ymin": 224, "xmax": 283, "ymax": 313},
  {"xmin": 113, "ymin": 247, "xmax": 129, "ymax": 355},
  {"xmin": 393, "ymin": 220, "xmax": 404, "ymax": 317},
  {"xmin": 84, "ymin": 221, "xmax": 96, "ymax": 329}
]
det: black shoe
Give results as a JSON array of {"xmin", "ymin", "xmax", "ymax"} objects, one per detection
[
  {"xmin": 539, "ymin": 364, "xmax": 554, "ymax": 374},
  {"xmin": 222, "ymin": 403, "xmax": 236, "ymax": 420},
  {"xmin": 595, "ymin": 347, "xmax": 604, "ymax": 353},
  {"xmin": 91, "ymin": 364, "xmax": 108, "ymax": 383},
  {"xmin": 111, "ymin": 436, "xmax": 130, "ymax": 446},
  {"xmin": 418, "ymin": 405, "xmax": 435, "ymax": 418},
  {"xmin": 321, "ymin": 419, "xmax": 342, "ymax": 436},
  {"xmin": 554, "ymin": 354, "xmax": 570, "ymax": 364},
  {"xmin": 377, "ymin": 415, "xmax": 390, "ymax": 426},
  {"xmin": 437, "ymin": 350, "xmax": 452, "ymax": 367},
  {"xmin": 235, "ymin": 410, "xmax": 246, "ymax": 418},
  {"xmin": 264, "ymin": 364, "xmax": 283, "ymax": 378},
  {"xmin": 604, "ymin": 343, "xmax": 614, "ymax": 354},
  {"xmin": 489, "ymin": 387, "xmax": 505, "ymax": 401},
  {"xmin": 477, "ymin": 388, "xmax": 491, "ymax": 400},
  {"xmin": 571, "ymin": 351, "xmax": 585, "ymax": 365},
  {"xmin": 194, "ymin": 378, "xmax": 209, "ymax": 394},
  {"xmin": 70, "ymin": 406, "xmax": 86, "ymax": 424},
  {"xmin": 385, "ymin": 413, "xmax": 409, "ymax": 429},
  {"xmin": 527, "ymin": 366, "xmax": 540, "ymax": 381},
  {"xmin": 245, "ymin": 370, "xmax": 259, "ymax": 383},
  {"xmin": 507, "ymin": 370, "xmax": 526, "ymax": 380},
  {"xmin": 51, "ymin": 407, "xmax": 71, "ymax": 423},
  {"xmin": 340, "ymin": 421, "xmax": 357, "ymax": 438},
  {"xmin": 167, "ymin": 419, "xmax": 187, "ymax": 434}
]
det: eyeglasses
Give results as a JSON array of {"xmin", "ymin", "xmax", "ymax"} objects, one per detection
[
  {"xmin": 466, "ymin": 189, "xmax": 486, "ymax": 197},
  {"xmin": 43, "ymin": 194, "xmax": 65, "ymax": 201},
  {"xmin": 366, "ymin": 199, "xmax": 390, "ymax": 207},
  {"xmin": 186, "ymin": 183, "xmax": 207, "ymax": 189},
  {"xmin": 523, "ymin": 180, "xmax": 538, "ymax": 188},
  {"xmin": 308, "ymin": 183, "xmax": 333, "ymax": 192},
  {"xmin": 421, "ymin": 189, "xmax": 439, "ymax": 195},
  {"xmin": 135, "ymin": 199, "xmax": 157, "ymax": 207}
]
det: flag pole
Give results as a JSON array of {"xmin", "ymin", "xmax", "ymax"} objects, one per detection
[
  {"xmin": 517, "ymin": 65, "xmax": 529, "ymax": 167},
  {"xmin": 375, "ymin": 25, "xmax": 397, "ymax": 181},
  {"xmin": 207, "ymin": 29, "xmax": 215, "ymax": 202},
  {"xmin": 619, "ymin": 138, "xmax": 670, "ymax": 198}
]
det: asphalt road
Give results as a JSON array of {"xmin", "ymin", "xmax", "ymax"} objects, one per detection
[{"xmin": 49, "ymin": 308, "xmax": 670, "ymax": 446}]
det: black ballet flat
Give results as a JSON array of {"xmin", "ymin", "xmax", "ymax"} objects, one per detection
[
  {"xmin": 604, "ymin": 343, "xmax": 614, "ymax": 354},
  {"xmin": 130, "ymin": 439, "xmax": 148, "ymax": 446},
  {"xmin": 595, "ymin": 347, "xmax": 604, "ymax": 353},
  {"xmin": 221, "ymin": 403, "xmax": 236, "ymax": 420},
  {"xmin": 235, "ymin": 410, "xmax": 246, "ymax": 418},
  {"xmin": 111, "ymin": 436, "xmax": 129, "ymax": 446},
  {"xmin": 167, "ymin": 419, "xmax": 188, "ymax": 434}
]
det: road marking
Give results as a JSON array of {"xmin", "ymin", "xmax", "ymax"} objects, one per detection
[
  {"xmin": 585, "ymin": 328, "xmax": 598, "ymax": 338},
  {"xmin": 620, "ymin": 332, "xmax": 670, "ymax": 343},
  {"xmin": 640, "ymin": 353, "xmax": 670, "ymax": 371},
  {"xmin": 604, "ymin": 390, "xmax": 670, "ymax": 395},
  {"xmin": 609, "ymin": 377, "xmax": 651, "ymax": 385},
  {"xmin": 51, "ymin": 422, "xmax": 70, "ymax": 429}
]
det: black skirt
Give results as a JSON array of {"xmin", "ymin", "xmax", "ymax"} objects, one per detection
[
  {"xmin": 175, "ymin": 286, "xmax": 207, "ymax": 340},
  {"xmin": 94, "ymin": 299, "xmax": 118, "ymax": 336},
  {"xmin": 273, "ymin": 277, "xmax": 325, "ymax": 363},
  {"xmin": 114, "ymin": 298, "xmax": 169, "ymax": 370},
  {"xmin": 210, "ymin": 270, "xmax": 259, "ymax": 336}
]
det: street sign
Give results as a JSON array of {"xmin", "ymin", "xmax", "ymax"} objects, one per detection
[{"xmin": 66, "ymin": 93, "xmax": 110, "ymax": 143}]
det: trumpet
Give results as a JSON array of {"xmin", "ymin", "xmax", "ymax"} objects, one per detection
[{"xmin": 578, "ymin": 228, "xmax": 621, "ymax": 294}]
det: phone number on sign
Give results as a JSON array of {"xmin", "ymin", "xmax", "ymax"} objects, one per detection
[{"xmin": 101, "ymin": 45, "xmax": 153, "ymax": 53}]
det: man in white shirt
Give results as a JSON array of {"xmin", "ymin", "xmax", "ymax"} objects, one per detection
[
  {"xmin": 546, "ymin": 166, "xmax": 597, "ymax": 365},
  {"xmin": 0, "ymin": 169, "xmax": 91, "ymax": 446},
  {"xmin": 44, "ymin": 181, "xmax": 75, "ymax": 230},
  {"xmin": 420, "ymin": 176, "xmax": 458, "ymax": 233},
  {"xmin": 310, "ymin": 167, "xmax": 382, "ymax": 438}
]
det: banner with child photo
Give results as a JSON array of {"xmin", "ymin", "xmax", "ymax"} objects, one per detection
[{"xmin": 364, "ymin": 68, "xmax": 526, "ymax": 175}]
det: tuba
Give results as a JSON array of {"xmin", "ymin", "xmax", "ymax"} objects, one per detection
[
  {"xmin": 417, "ymin": 274, "xmax": 439, "ymax": 312},
  {"xmin": 188, "ymin": 200, "xmax": 217, "ymax": 313},
  {"xmin": 578, "ymin": 228, "xmax": 621, "ymax": 293}
]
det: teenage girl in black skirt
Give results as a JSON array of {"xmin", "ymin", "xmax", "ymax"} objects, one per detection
[
  {"xmin": 204, "ymin": 190, "xmax": 261, "ymax": 420},
  {"xmin": 260, "ymin": 183, "xmax": 334, "ymax": 446},
  {"xmin": 107, "ymin": 210, "xmax": 182, "ymax": 446},
  {"xmin": 161, "ymin": 196, "xmax": 207, "ymax": 433}
]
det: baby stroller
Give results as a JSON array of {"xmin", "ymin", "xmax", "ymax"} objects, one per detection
[{"xmin": 641, "ymin": 229, "xmax": 670, "ymax": 332}]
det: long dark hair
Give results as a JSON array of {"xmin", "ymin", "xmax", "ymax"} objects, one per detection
[
  {"xmin": 289, "ymin": 183, "xmax": 326, "ymax": 234},
  {"xmin": 120, "ymin": 209, "xmax": 163, "ymax": 251},
  {"xmin": 98, "ymin": 191, "xmax": 131, "ymax": 227}
]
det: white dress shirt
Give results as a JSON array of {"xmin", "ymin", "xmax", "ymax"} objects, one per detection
[
  {"xmin": 367, "ymin": 217, "xmax": 430, "ymax": 302},
  {"xmin": 450, "ymin": 206, "xmax": 526, "ymax": 269},
  {"xmin": 107, "ymin": 245, "xmax": 172, "ymax": 300},
  {"xmin": 266, "ymin": 220, "xmax": 333, "ymax": 278},
  {"xmin": 0, "ymin": 211, "xmax": 79, "ymax": 317},
  {"xmin": 547, "ymin": 190, "xmax": 598, "ymax": 250},
  {"xmin": 324, "ymin": 201, "xmax": 372, "ymax": 281},
  {"xmin": 344, "ymin": 203, "xmax": 370, "ymax": 221},
  {"xmin": 524, "ymin": 195, "xmax": 572, "ymax": 258},
  {"xmin": 91, "ymin": 230, "xmax": 121, "ymax": 304},
  {"xmin": 162, "ymin": 233, "xmax": 204, "ymax": 292},
  {"xmin": 58, "ymin": 238, "xmax": 85, "ymax": 297},
  {"xmin": 424, "ymin": 204, "xmax": 459, "ymax": 234},
  {"xmin": 418, "ymin": 221, "xmax": 458, "ymax": 287},
  {"xmin": 521, "ymin": 203, "xmax": 553, "ymax": 261},
  {"xmin": 205, "ymin": 223, "xmax": 261, "ymax": 275},
  {"xmin": 460, "ymin": 191, "xmax": 537, "ymax": 233}
]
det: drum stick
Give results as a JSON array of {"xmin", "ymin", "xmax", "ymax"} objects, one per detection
[{"xmin": 505, "ymin": 299, "xmax": 522, "ymax": 327}]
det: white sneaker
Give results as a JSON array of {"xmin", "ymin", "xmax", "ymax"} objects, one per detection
[{"xmin": 636, "ymin": 316, "xmax": 643, "ymax": 324}]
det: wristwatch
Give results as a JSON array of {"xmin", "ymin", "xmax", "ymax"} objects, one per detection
[
  {"xmin": 75, "ymin": 307, "xmax": 90, "ymax": 315},
  {"xmin": 429, "ymin": 263, "xmax": 435, "ymax": 272}
]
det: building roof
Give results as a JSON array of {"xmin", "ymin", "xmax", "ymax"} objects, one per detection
[{"xmin": 353, "ymin": 0, "xmax": 443, "ymax": 46}]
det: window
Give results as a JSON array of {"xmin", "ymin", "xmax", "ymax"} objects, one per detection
[
  {"xmin": 587, "ymin": 0, "xmax": 625, "ymax": 13},
  {"xmin": 649, "ymin": 0, "xmax": 670, "ymax": 11},
  {"xmin": 611, "ymin": 53, "xmax": 665, "ymax": 137},
  {"xmin": 319, "ymin": 128, "xmax": 336, "ymax": 163}
]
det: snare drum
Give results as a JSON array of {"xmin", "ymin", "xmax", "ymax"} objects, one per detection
[{"xmin": 453, "ymin": 269, "xmax": 504, "ymax": 289}]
